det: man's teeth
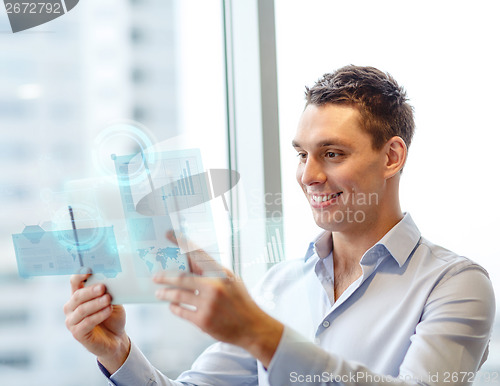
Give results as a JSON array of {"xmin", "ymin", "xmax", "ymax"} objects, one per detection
[{"xmin": 312, "ymin": 192, "xmax": 341, "ymax": 203}]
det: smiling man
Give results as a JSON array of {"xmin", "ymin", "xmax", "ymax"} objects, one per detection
[
  {"xmin": 65, "ymin": 65, "xmax": 495, "ymax": 385},
  {"xmin": 291, "ymin": 103, "xmax": 406, "ymax": 302}
]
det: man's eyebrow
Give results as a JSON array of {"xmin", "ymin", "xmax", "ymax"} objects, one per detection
[{"xmin": 292, "ymin": 138, "xmax": 353, "ymax": 149}]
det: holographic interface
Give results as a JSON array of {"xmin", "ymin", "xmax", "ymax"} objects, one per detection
[
  {"xmin": 112, "ymin": 148, "xmax": 220, "ymax": 276},
  {"xmin": 12, "ymin": 224, "xmax": 120, "ymax": 277},
  {"xmin": 11, "ymin": 139, "xmax": 225, "ymax": 284}
]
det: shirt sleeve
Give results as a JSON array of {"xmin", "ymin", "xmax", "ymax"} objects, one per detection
[
  {"xmin": 101, "ymin": 340, "xmax": 258, "ymax": 386},
  {"xmin": 104, "ymin": 342, "xmax": 186, "ymax": 386},
  {"xmin": 267, "ymin": 267, "xmax": 495, "ymax": 386}
]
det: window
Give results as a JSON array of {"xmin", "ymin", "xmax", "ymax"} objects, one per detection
[{"xmin": 0, "ymin": 0, "xmax": 227, "ymax": 383}]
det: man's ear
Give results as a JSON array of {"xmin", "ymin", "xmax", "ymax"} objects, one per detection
[{"xmin": 384, "ymin": 136, "xmax": 407, "ymax": 179}]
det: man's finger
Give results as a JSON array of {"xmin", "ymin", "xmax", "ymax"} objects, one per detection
[
  {"xmin": 70, "ymin": 273, "xmax": 92, "ymax": 294},
  {"xmin": 166, "ymin": 229, "xmax": 179, "ymax": 245},
  {"xmin": 188, "ymin": 254, "xmax": 229, "ymax": 277},
  {"xmin": 65, "ymin": 284, "xmax": 106, "ymax": 314},
  {"xmin": 153, "ymin": 272, "xmax": 202, "ymax": 291},
  {"xmin": 155, "ymin": 287, "xmax": 199, "ymax": 307},
  {"xmin": 166, "ymin": 229, "xmax": 227, "ymax": 276},
  {"xmin": 166, "ymin": 229, "xmax": 194, "ymax": 252},
  {"xmin": 66, "ymin": 292, "xmax": 111, "ymax": 327},
  {"xmin": 169, "ymin": 302, "xmax": 197, "ymax": 324},
  {"xmin": 70, "ymin": 304, "xmax": 113, "ymax": 340}
]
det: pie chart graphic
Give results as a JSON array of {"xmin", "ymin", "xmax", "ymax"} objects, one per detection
[{"xmin": 5, "ymin": 0, "xmax": 79, "ymax": 33}]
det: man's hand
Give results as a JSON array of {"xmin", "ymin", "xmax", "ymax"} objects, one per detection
[
  {"xmin": 154, "ymin": 235, "xmax": 284, "ymax": 368},
  {"xmin": 63, "ymin": 274, "xmax": 130, "ymax": 374}
]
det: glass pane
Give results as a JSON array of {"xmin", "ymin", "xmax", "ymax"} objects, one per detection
[{"xmin": 0, "ymin": 0, "xmax": 227, "ymax": 384}]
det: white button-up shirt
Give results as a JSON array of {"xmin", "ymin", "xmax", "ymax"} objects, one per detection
[{"xmin": 105, "ymin": 213, "xmax": 495, "ymax": 385}]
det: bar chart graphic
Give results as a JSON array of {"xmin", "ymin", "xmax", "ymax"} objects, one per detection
[
  {"xmin": 167, "ymin": 160, "xmax": 196, "ymax": 197},
  {"xmin": 153, "ymin": 154, "xmax": 209, "ymax": 215},
  {"xmin": 111, "ymin": 148, "xmax": 217, "ymax": 275}
]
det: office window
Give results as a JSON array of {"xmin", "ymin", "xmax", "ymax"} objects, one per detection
[{"xmin": 0, "ymin": 0, "xmax": 227, "ymax": 384}]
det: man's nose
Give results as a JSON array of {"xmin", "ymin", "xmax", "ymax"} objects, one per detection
[{"xmin": 301, "ymin": 158, "xmax": 326, "ymax": 186}]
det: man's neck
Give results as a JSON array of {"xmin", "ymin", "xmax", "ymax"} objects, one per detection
[{"xmin": 332, "ymin": 209, "xmax": 404, "ymax": 267}]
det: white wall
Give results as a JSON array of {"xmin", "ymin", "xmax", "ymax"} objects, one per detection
[{"xmin": 275, "ymin": 0, "xmax": 500, "ymax": 292}]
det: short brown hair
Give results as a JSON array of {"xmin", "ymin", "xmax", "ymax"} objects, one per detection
[{"xmin": 305, "ymin": 65, "xmax": 415, "ymax": 150}]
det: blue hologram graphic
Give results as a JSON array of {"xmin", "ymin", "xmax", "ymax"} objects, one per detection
[
  {"xmin": 92, "ymin": 121, "xmax": 157, "ymax": 186},
  {"xmin": 112, "ymin": 148, "xmax": 222, "ymax": 278},
  {"xmin": 11, "ymin": 144, "xmax": 230, "ymax": 304},
  {"xmin": 12, "ymin": 225, "xmax": 121, "ymax": 277}
]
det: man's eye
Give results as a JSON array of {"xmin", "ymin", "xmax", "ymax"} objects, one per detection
[
  {"xmin": 326, "ymin": 152, "xmax": 341, "ymax": 158},
  {"xmin": 296, "ymin": 153, "xmax": 307, "ymax": 161}
]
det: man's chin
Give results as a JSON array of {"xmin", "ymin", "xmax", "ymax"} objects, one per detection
[
  {"xmin": 316, "ymin": 222, "xmax": 347, "ymax": 233},
  {"xmin": 312, "ymin": 209, "xmax": 364, "ymax": 232},
  {"xmin": 313, "ymin": 215, "xmax": 347, "ymax": 233}
]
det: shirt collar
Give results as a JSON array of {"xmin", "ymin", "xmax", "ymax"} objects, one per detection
[
  {"xmin": 305, "ymin": 213, "xmax": 421, "ymax": 267},
  {"xmin": 373, "ymin": 213, "xmax": 421, "ymax": 267},
  {"xmin": 311, "ymin": 230, "xmax": 333, "ymax": 260}
]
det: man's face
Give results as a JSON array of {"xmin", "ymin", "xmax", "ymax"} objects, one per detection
[{"xmin": 293, "ymin": 104, "xmax": 388, "ymax": 233}]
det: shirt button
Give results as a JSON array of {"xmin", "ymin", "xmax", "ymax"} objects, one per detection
[{"xmin": 322, "ymin": 320, "xmax": 330, "ymax": 328}]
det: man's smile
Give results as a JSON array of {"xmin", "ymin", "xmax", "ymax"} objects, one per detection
[{"xmin": 309, "ymin": 192, "xmax": 343, "ymax": 208}]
